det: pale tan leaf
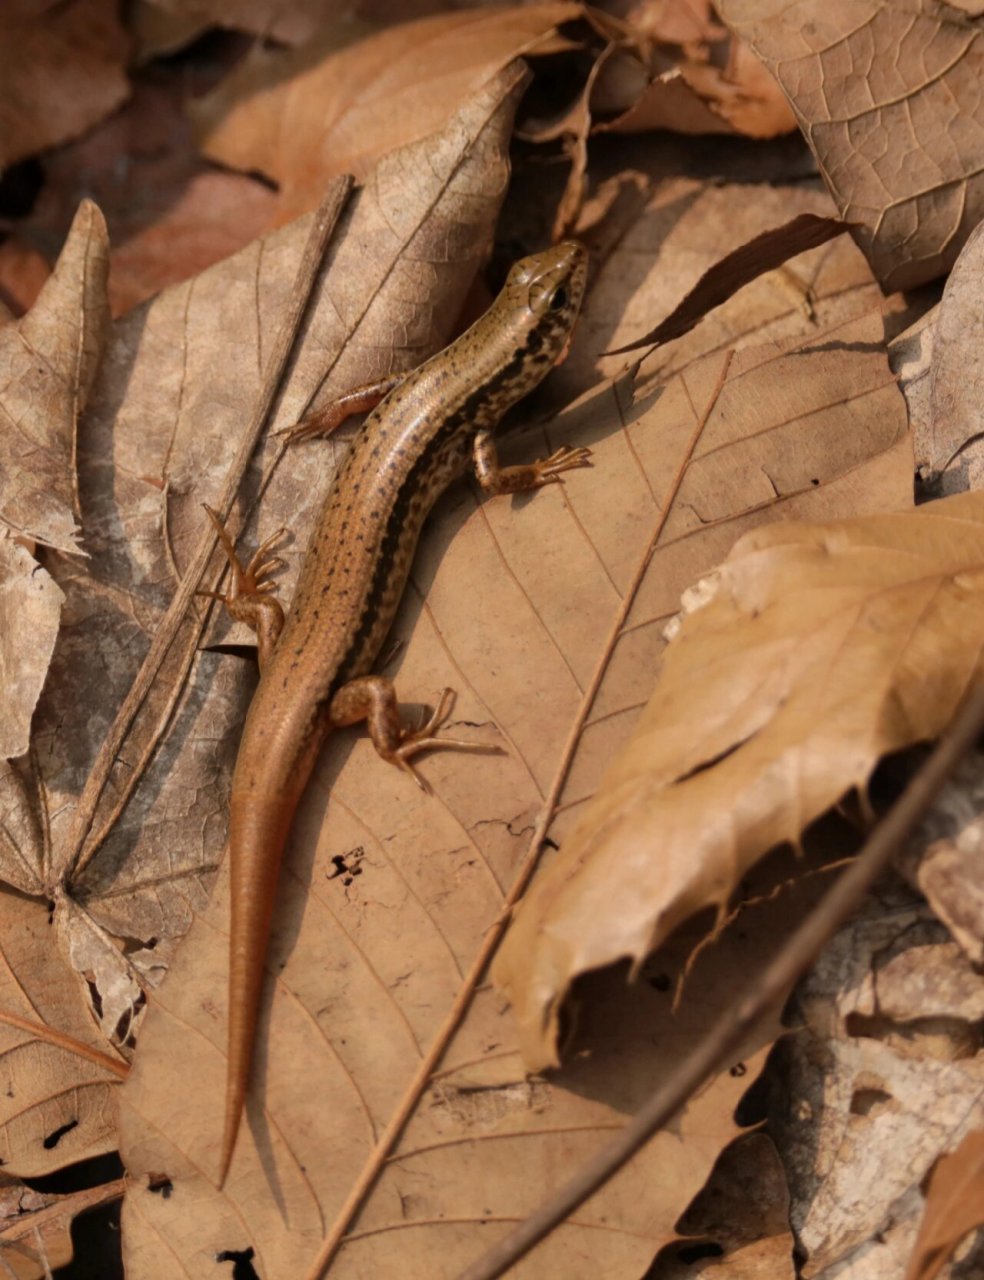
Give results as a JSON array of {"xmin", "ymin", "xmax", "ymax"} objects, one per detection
[
  {"xmin": 496, "ymin": 462, "xmax": 984, "ymax": 1074},
  {"xmin": 0, "ymin": 200, "xmax": 109, "ymax": 553},
  {"xmin": 716, "ymin": 0, "xmax": 984, "ymax": 290},
  {"xmin": 0, "ymin": 0, "xmax": 129, "ymax": 169},
  {"xmin": 192, "ymin": 3, "xmax": 582, "ymax": 219},
  {"xmin": 906, "ymin": 1129, "xmax": 984, "ymax": 1280},
  {"xmin": 928, "ymin": 217, "xmax": 984, "ymax": 482},
  {"xmin": 0, "ymin": 886, "xmax": 126, "ymax": 1179},
  {"xmin": 117, "ymin": 290, "xmax": 907, "ymax": 1276}
]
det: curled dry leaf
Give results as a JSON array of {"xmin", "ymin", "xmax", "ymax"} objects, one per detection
[
  {"xmin": 906, "ymin": 1129, "xmax": 984, "ymax": 1280},
  {"xmin": 717, "ymin": 0, "xmax": 984, "ymax": 290},
  {"xmin": 192, "ymin": 3, "xmax": 582, "ymax": 219},
  {"xmin": 498, "ymin": 401, "xmax": 984, "ymax": 1072},
  {"xmin": 0, "ymin": 0, "xmax": 129, "ymax": 169}
]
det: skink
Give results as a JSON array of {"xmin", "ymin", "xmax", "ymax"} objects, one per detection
[{"xmin": 207, "ymin": 240, "xmax": 589, "ymax": 1186}]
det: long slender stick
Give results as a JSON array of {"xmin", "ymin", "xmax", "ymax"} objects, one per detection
[
  {"xmin": 456, "ymin": 681, "xmax": 984, "ymax": 1280},
  {"xmin": 67, "ymin": 177, "xmax": 353, "ymax": 881}
]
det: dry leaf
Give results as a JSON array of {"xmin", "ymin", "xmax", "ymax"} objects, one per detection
[
  {"xmin": 896, "ymin": 752, "xmax": 984, "ymax": 965},
  {"xmin": 0, "ymin": 0, "xmax": 130, "ymax": 168},
  {"xmin": 928, "ymin": 217, "xmax": 984, "ymax": 483},
  {"xmin": 906, "ymin": 1129, "xmax": 984, "ymax": 1280},
  {"xmin": 0, "ymin": 202, "xmax": 109, "ymax": 761},
  {"xmin": 0, "ymin": 1174, "xmax": 124, "ymax": 1279},
  {"xmin": 650, "ymin": 1133, "xmax": 794, "ymax": 1280},
  {"xmin": 115, "ymin": 293, "xmax": 908, "ymax": 1273},
  {"xmin": 0, "ymin": 65, "xmax": 524, "ymax": 1212},
  {"xmin": 491, "ymin": 474, "xmax": 984, "ymax": 1073},
  {"xmin": 599, "ymin": 39, "xmax": 796, "ymax": 139},
  {"xmin": 192, "ymin": 3, "xmax": 582, "ymax": 219},
  {"xmin": 773, "ymin": 903, "xmax": 984, "ymax": 1276},
  {"xmin": 717, "ymin": 0, "xmax": 984, "ymax": 290},
  {"xmin": 29, "ymin": 75, "xmax": 279, "ymax": 316},
  {"xmin": 605, "ymin": 212, "xmax": 854, "ymax": 353},
  {"xmin": 0, "ymin": 201, "xmax": 109, "ymax": 554}
]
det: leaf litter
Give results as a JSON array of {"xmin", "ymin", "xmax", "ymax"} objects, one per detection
[{"xmin": 2, "ymin": 4, "xmax": 984, "ymax": 1278}]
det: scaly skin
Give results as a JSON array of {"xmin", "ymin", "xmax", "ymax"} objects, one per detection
[{"xmin": 213, "ymin": 241, "xmax": 589, "ymax": 1186}]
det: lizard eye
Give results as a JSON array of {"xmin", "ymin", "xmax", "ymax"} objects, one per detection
[{"xmin": 549, "ymin": 286, "xmax": 569, "ymax": 312}]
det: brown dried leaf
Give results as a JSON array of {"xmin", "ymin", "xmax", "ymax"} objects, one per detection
[
  {"xmin": 0, "ymin": 0, "xmax": 130, "ymax": 168},
  {"xmin": 143, "ymin": 0, "xmax": 372, "ymax": 46},
  {"xmin": 119, "ymin": 302, "xmax": 906, "ymax": 1276},
  {"xmin": 906, "ymin": 1129, "xmax": 984, "ymax": 1280},
  {"xmin": 0, "ymin": 541, "xmax": 63, "ymax": 762},
  {"xmin": 928, "ymin": 217, "xmax": 984, "ymax": 481},
  {"xmin": 717, "ymin": 0, "xmax": 984, "ymax": 290},
  {"xmin": 773, "ymin": 905, "xmax": 984, "ymax": 1275},
  {"xmin": 0, "ymin": 1173, "xmax": 123, "ymax": 1278},
  {"xmin": 606, "ymin": 212, "xmax": 855, "ymax": 353},
  {"xmin": 600, "ymin": 39, "xmax": 796, "ymax": 139},
  {"xmin": 192, "ymin": 3, "xmax": 582, "ymax": 220},
  {"xmin": 491, "ymin": 483, "xmax": 984, "ymax": 1070},
  {"xmin": 0, "ymin": 201, "xmax": 109, "ymax": 553},
  {"xmin": 0, "ymin": 66, "xmax": 523, "ymax": 1200},
  {"xmin": 29, "ymin": 76, "xmax": 279, "ymax": 316}
]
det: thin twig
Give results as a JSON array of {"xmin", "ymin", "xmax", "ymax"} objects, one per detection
[
  {"xmin": 456, "ymin": 681, "xmax": 984, "ymax": 1280},
  {"xmin": 66, "ymin": 177, "xmax": 353, "ymax": 882}
]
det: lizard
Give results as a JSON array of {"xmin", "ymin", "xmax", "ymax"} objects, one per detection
[{"xmin": 205, "ymin": 239, "xmax": 590, "ymax": 1186}]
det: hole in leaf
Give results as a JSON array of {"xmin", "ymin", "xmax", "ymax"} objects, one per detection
[
  {"xmin": 216, "ymin": 1246, "xmax": 259, "ymax": 1279},
  {"xmin": 850, "ymin": 1086, "xmax": 893, "ymax": 1116},
  {"xmin": 43, "ymin": 1119, "xmax": 78, "ymax": 1149}
]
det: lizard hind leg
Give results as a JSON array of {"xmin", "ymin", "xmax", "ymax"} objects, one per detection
[
  {"xmin": 201, "ymin": 504, "xmax": 287, "ymax": 669},
  {"xmin": 329, "ymin": 679, "xmax": 495, "ymax": 793}
]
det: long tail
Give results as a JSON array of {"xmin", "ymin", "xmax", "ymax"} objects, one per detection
[{"xmin": 217, "ymin": 795, "xmax": 292, "ymax": 1187}]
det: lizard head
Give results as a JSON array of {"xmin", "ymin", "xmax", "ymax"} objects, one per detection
[{"xmin": 501, "ymin": 241, "xmax": 588, "ymax": 363}]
